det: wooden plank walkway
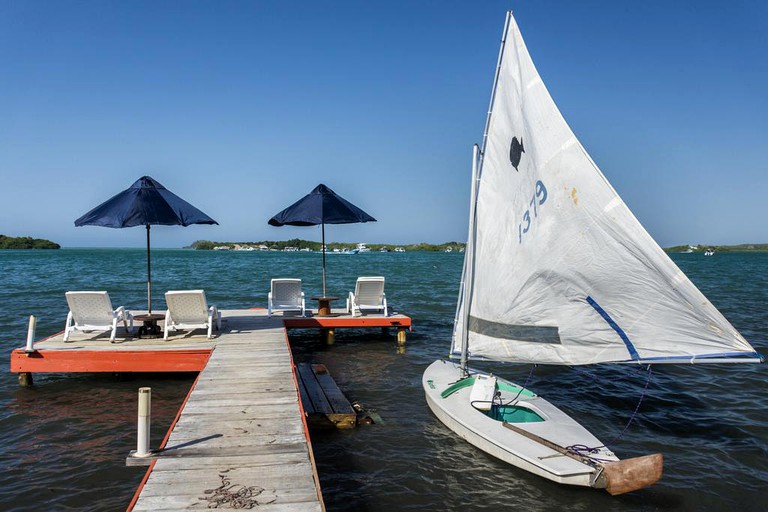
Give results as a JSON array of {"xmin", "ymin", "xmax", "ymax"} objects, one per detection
[{"xmin": 130, "ymin": 311, "xmax": 323, "ymax": 511}]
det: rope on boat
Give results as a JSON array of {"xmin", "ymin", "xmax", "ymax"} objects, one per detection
[
  {"xmin": 470, "ymin": 364, "xmax": 538, "ymax": 411},
  {"xmin": 566, "ymin": 364, "xmax": 654, "ymax": 460},
  {"xmin": 607, "ymin": 364, "xmax": 653, "ymax": 445},
  {"xmin": 498, "ymin": 363, "xmax": 536, "ymax": 407}
]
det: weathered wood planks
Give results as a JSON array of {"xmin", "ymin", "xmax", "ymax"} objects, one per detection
[
  {"xmin": 130, "ymin": 311, "xmax": 323, "ymax": 511},
  {"xmin": 296, "ymin": 363, "xmax": 356, "ymax": 430}
]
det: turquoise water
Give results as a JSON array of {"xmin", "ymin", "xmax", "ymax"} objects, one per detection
[{"xmin": 0, "ymin": 249, "xmax": 766, "ymax": 511}]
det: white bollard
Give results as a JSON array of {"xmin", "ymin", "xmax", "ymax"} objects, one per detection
[
  {"xmin": 25, "ymin": 315, "xmax": 36, "ymax": 353},
  {"xmin": 136, "ymin": 387, "xmax": 152, "ymax": 457}
]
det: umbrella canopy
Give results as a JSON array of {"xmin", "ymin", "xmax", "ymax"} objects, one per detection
[
  {"xmin": 75, "ymin": 176, "xmax": 218, "ymax": 313},
  {"xmin": 268, "ymin": 184, "xmax": 376, "ymax": 296},
  {"xmin": 268, "ymin": 184, "xmax": 376, "ymax": 227}
]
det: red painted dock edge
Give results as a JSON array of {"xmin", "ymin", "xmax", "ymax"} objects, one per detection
[
  {"xmin": 9, "ymin": 314, "xmax": 411, "ymax": 375},
  {"xmin": 127, "ymin": 371, "xmax": 204, "ymax": 511},
  {"xmin": 10, "ymin": 348, "xmax": 211, "ymax": 374},
  {"xmin": 282, "ymin": 316, "xmax": 412, "ymax": 330}
]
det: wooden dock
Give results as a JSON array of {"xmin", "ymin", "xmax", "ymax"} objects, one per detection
[
  {"xmin": 129, "ymin": 312, "xmax": 323, "ymax": 510},
  {"xmin": 9, "ymin": 306, "xmax": 412, "ymax": 510}
]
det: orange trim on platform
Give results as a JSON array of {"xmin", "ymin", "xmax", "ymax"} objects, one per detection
[
  {"xmin": 283, "ymin": 316, "xmax": 412, "ymax": 330},
  {"xmin": 10, "ymin": 349, "xmax": 211, "ymax": 374}
]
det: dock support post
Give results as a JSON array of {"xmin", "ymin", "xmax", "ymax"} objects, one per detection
[
  {"xmin": 397, "ymin": 327, "xmax": 407, "ymax": 345},
  {"xmin": 136, "ymin": 387, "xmax": 152, "ymax": 457},
  {"xmin": 324, "ymin": 328, "xmax": 335, "ymax": 345},
  {"xmin": 18, "ymin": 373, "xmax": 33, "ymax": 387}
]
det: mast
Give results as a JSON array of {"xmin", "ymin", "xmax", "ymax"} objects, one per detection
[
  {"xmin": 459, "ymin": 144, "xmax": 480, "ymax": 375},
  {"xmin": 459, "ymin": 11, "xmax": 512, "ymax": 375}
]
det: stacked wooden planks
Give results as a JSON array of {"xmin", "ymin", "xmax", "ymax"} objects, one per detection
[{"xmin": 296, "ymin": 363, "xmax": 356, "ymax": 430}]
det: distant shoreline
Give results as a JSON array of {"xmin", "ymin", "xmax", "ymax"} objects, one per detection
[
  {"xmin": 664, "ymin": 244, "xmax": 768, "ymax": 253},
  {"xmin": 187, "ymin": 239, "xmax": 466, "ymax": 252},
  {"xmin": 189, "ymin": 240, "xmax": 768, "ymax": 253},
  {"xmin": 0, "ymin": 235, "xmax": 60, "ymax": 249}
]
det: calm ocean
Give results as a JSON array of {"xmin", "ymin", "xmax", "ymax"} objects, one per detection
[{"xmin": 0, "ymin": 249, "xmax": 766, "ymax": 511}]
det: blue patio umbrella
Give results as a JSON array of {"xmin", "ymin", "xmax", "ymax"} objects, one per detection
[
  {"xmin": 75, "ymin": 176, "xmax": 218, "ymax": 313},
  {"xmin": 268, "ymin": 184, "xmax": 376, "ymax": 296}
]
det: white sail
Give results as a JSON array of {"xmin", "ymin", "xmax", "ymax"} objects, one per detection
[{"xmin": 452, "ymin": 13, "xmax": 761, "ymax": 365}]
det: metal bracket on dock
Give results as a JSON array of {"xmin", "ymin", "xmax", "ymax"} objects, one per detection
[{"xmin": 126, "ymin": 449, "xmax": 159, "ymax": 467}]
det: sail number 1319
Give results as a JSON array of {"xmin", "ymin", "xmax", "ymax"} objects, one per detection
[{"xmin": 518, "ymin": 180, "xmax": 548, "ymax": 244}]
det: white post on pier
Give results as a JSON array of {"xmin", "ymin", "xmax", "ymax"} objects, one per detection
[
  {"xmin": 25, "ymin": 315, "xmax": 36, "ymax": 353},
  {"xmin": 136, "ymin": 387, "xmax": 152, "ymax": 457}
]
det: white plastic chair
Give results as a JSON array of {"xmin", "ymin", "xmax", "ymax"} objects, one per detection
[
  {"xmin": 64, "ymin": 291, "xmax": 133, "ymax": 342},
  {"xmin": 347, "ymin": 277, "xmax": 388, "ymax": 317},
  {"xmin": 268, "ymin": 278, "xmax": 306, "ymax": 317},
  {"xmin": 163, "ymin": 290, "xmax": 221, "ymax": 340}
]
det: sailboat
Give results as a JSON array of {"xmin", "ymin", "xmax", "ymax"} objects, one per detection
[{"xmin": 422, "ymin": 11, "xmax": 762, "ymax": 495}]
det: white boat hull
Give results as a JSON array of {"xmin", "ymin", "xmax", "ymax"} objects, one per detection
[{"xmin": 423, "ymin": 359, "xmax": 619, "ymax": 488}]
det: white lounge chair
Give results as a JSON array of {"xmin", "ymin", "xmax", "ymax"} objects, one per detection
[
  {"xmin": 163, "ymin": 290, "xmax": 221, "ymax": 340},
  {"xmin": 64, "ymin": 291, "xmax": 133, "ymax": 342},
  {"xmin": 347, "ymin": 277, "xmax": 388, "ymax": 317},
  {"xmin": 268, "ymin": 278, "xmax": 306, "ymax": 317}
]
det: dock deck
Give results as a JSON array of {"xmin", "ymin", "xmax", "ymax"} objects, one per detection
[
  {"xmin": 129, "ymin": 312, "xmax": 323, "ymax": 510},
  {"xmin": 9, "ymin": 307, "xmax": 412, "ymax": 510}
]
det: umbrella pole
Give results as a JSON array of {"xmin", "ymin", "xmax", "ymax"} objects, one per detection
[
  {"xmin": 146, "ymin": 224, "xmax": 152, "ymax": 314},
  {"xmin": 321, "ymin": 222, "xmax": 327, "ymax": 297}
]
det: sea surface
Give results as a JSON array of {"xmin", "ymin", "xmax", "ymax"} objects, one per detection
[{"xmin": 0, "ymin": 248, "xmax": 766, "ymax": 511}]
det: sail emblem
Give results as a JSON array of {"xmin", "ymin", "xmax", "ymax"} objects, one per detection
[{"xmin": 509, "ymin": 137, "xmax": 525, "ymax": 171}]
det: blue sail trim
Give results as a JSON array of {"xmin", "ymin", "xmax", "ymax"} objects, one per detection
[{"xmin": 586, "ymin": 296, "xmax": 640, "ymax": 361}]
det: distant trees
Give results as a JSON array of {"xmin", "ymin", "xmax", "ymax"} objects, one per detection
[
  {"xmin": 0, "ymin": 235, "xmax": 60, "ymax": 249},
  {"xmin": 189, "ymin": 239, "xmax": 466, "ymax": 252}
]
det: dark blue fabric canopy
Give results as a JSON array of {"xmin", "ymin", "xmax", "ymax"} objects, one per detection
[
  {"xmin": 75, "ymin": 176, "xmax": 217, "ymax": 313},
  {"xmin": 75, "ymin": 176, "xmax": 218, "ymax": 228},
  {"xmin": 268, "ymin": 184, "xmax": 375, "ymax": 296},
  {"xmin": 268, "ymin": 184, "xmax": 376, "ymax": 226}
]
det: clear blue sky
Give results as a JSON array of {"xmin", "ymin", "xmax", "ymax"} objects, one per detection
[{"xmin": 1, "ymin": 0, "xmax": 766, "ymax": 248}]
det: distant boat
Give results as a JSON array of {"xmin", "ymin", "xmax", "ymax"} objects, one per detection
[
  {"xmin": 379, "ymin": 247, "xmax": 390, "ymax": 252},
  {"xmin": 704, "ymin": 249, "xmax": 715, "ymax": 256},
  {"xmin": 444, "ymin": 247, "xmax": 453, "ymax": 252},
  {"xmin": 334, "ymin": 248, "xmax": 358, "ymax": 255},
  {"xmin": 394, "ymin": 247, "xmax": 405, "ymax": 253},
  {"xmin": 356, "ymin": 243, "xmax": 371, "ymax": 252}
]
